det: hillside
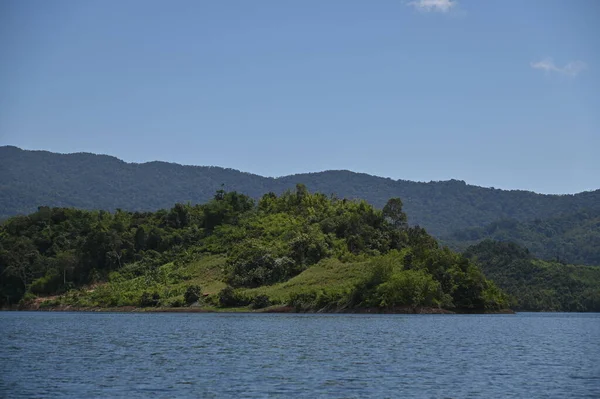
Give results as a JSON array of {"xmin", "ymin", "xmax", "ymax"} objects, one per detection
[
  {"xmin": 2, "ymin": 146, "xmax": 600, "ymax": 238},
  {"xmin": 465, "ymin": 241, "xmax": 600, "ymax": 312},
  {"xmin": 0, "ymin": 187, "xmax": 509, "ymax": 313},
  {"xmin": 444, "ymin": 209, "xmax": 600, "ymax": 266}
]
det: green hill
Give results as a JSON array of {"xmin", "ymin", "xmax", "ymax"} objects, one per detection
[
  {"xmin": 464, "ymin": 240, "xmax": 600, "ymax": 312},
  {"xmin": 2, "ymin": 146, "xmax": 600, "ymax": 239},
  {"xmin": 445, "ymin": 209, "xmax": 600, "ymax": 266},
  {"xmin": 0, "ymin": 187, "xmax": 509, "ymax": 313}
]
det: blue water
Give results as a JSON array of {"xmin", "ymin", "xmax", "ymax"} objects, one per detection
[{"xmin": 1, "ymin": 312, "xmax": 599, "ymax": 398}]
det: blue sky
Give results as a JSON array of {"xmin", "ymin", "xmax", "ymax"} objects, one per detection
[{"xmin": 1, "ymin": 0, "xmax": 598, "ymax": 194}]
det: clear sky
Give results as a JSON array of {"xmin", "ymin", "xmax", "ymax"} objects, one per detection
[{"xmin": 1, "ymin": 0, "xmax": 598, "ymax": 194}]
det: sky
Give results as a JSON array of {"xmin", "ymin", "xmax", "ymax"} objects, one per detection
[{"xmin": 1, "ymin": 0, "xmax": 599, "ymax": 194}]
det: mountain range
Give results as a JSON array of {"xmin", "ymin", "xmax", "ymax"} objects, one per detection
[{"xmin": 2, "ymin": 145, "xmax": 599, "ymax": 265}]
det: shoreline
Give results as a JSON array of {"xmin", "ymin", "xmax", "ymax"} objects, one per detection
[{"xmin": 2, "ymin": 304, "xmax": 515, "ymax": 314}]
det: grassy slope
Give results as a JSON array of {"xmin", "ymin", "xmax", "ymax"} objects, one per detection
[
  {"xmin": 41, "ymin": 255, "xmax": 228, "ymax": 309},
  {"xmin": 238, "ymin": 258, "xmax": 371, "ymax": 304},
  {"xmin": 38, "ymin": 256, "xmax": 373, "ymax": 310}
]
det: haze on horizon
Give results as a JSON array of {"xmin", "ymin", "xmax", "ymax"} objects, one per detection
[{"xmin": 1, "ymin": 0, "xmax": 599, "ymax": 195}]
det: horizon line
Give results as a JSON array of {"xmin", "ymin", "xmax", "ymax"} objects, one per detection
[{"xmin": 1, "ymin": 144, "xmax": 597, "ymax": 196}]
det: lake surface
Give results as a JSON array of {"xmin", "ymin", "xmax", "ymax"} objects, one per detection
[{"xmin": 1, "ymin": 312, "xmax": 599, "ymax": 398}]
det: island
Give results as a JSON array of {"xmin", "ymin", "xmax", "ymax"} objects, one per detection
[{"xmin": 2, "ymin": 185, "xmax": 598, "ymax": 313}]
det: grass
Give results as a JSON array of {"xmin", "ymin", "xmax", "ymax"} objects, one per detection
[
  {"xmin": 51, "ymin": 255, "xmax": 228, "ymax": 308},
  {"xmin": 176, "ymin": 255, "xmax": 228, "ymax": 295},
  {"xmin": 239, "ymin": 258, "xmax": 372, "ymax": 303},
  {"xmin": 41, "ymin": 255, "xmax": 375, "ymax": 311}
]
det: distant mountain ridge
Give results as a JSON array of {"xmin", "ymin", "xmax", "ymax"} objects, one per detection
[
  {"xmin": 2, "ymin": 146, "xmax": 600, "ymax": 241},
  {"xmin": 444, "ymin": 209, "xmax": 600, "ymax": 266},
  {"xmin": 464, "ymin": 240, "xmax": 600, "ymax": 311}
]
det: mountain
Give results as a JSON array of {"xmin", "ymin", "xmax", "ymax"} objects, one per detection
[
  {"xmin": 2, "ymin": 146, "xmax": 600, "ymax": 240},
  {"xmin": 444, "ymin": 209, "xmax": 600, "ymax": 266},
  {"xmin": 465, "ymin": 240, "xmax": 600, "ymax": 312}
]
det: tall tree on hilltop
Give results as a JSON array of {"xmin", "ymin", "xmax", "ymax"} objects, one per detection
[{"xmin": 383, "ymin": 198, "xmax": 408, "ymax": 230}]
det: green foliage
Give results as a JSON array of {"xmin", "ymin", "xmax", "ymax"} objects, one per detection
[
  {"xmin": 250, "ymin": 294, "xmax": 271, "ymax": 309},
  {"xmin": 226, "ymin": 240, "xmax": 298, "ymax": 287},
  {"xmin": 183, "ymin": 285, "xmax": 202, "ymax": 305},
  {"xmin": 139, "ymin": 292, "xmax": 160, "ymax": 307},
  {"xmin": 345, "ymin": 249, "xmax": 504, "ymax": 312},
  {"xmin": 3, "ymin": 146, "xmax": 600, "ymax": 240},
  {"xmin": 30, "ymin": 269, "xmax": 62, "ymax": 296},
  {"xmin": 285, "ymin": 288, "xmax": 353, "ymax": 312},
  {"xmin": 465, "ymin": 240, "xmax": 600, "ymax": 311},
  {"xmin": 383, "ymin": 198, "xmax": 408, "ymax": 229},
  {"xmin": 0, "ymin": 184, "xmax": 510, "ymax": 313},
  {"xmin": 0, "ymin": 194, "xmax": 249, "ymax": 305},
  {"xmin": 218, "ymin": 286, "xmax": 251, "ymax": 307},
  {"xmin": 446, "ymin": 209, "xmax": 600, "ymax": 266},
  {"xmin": 375, "ymin": 270, "xmax": 442, "ymax": 308},
  {"xmin": 19, "ymin": 291, "xmax": 37, "ymax": 305},
  {"xmin": 289, "ymin": 292, "xmax": 319, "ymax": 312},
  {"xmin": 170, "ymin": 297, "xmax": 185, "ymax": 308}
]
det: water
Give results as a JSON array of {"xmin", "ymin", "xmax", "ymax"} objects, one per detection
[{"xmin": 1, "ymin": 312, "xmax": 599, "ymax": 398}]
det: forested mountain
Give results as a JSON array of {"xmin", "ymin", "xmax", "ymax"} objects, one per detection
[
  {"xmin": 2, "ymin": 146, "xmax": 600, "ymax": 239},
  {"xmin": 444, "ymin": 209, "xmax": 600, "ymax": 266},
  {"xmin": 465, "ymin": 241, "xmax": 600, "ymax": 312},
  {"xmin": 0, "ymin": 187, "xmax": 509, "ymax": 313}
]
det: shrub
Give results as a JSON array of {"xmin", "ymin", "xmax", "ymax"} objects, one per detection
[
  {"xmin": 30, "ymin": 269, "xmax": 62, "ymax": 295},
  {"xmin": 251, "ymin": 294, "xmax": 271, "ymax": 309},
  {"xmin": 19, "ymin": 291, "xmax": 37, "ymax": 305},
  {"xmin": 289, "ymin": 292, "xmax": 317, "ymax": 311},
  {"xmin": 375, "ymin": 270, "xmax": 441, "ymax": 308},
  {"xmin": 108, "ymin": 271, "xmax": 125, "ymax": 283},
  {"xmin": 184, "ymin": 285, "xmax": 202, "ymax": 305},
  {"xmin": 218, "ymin": 286, "xmax": 251, "ymax": 307},
  {"xmin": 139, "ymin": 292, "xmax": 160, "ymax": 307},
  {"xmin": 39, "ymin": 299, "xmax": 60, "ymax": 308},
  {"xmin": 170, "ymin": 297, "xmax": 185, "ymax": 308},
  {"xmin": 314, "ymin": 289, "xmax": 349, "ymax": 311},
  {"xmin": 226, "ymin": 240, "xmax": 299, "ymax": 287}
]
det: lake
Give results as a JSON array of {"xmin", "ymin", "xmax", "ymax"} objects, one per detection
[{"xmin": 1, "ymin": 312, "xmax": 598, "ymax": 398}]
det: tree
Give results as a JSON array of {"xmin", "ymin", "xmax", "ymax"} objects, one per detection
[
  {"xmin": 106, "ymin": 231, "xmax": 124, "ymax": 269},
  {"xmin": 2, "ymin": 237, "xmax": 40, "ymax": 289},
  {"xmin": 134, "ymin": 226, "xmax": 146, "ymax": 251},
  {"xmin": 383, "ymin": 198, "xmax": 408, "ymax": 229},
  {"xmin": 55, "ymin": 250, "xmax": 78, "ymax": 285},
  {"xmin": 375, "ymin": 270, "xmax": 441, "ymax": 309}
]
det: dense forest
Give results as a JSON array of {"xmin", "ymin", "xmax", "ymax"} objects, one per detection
[
  {"xmin": 0, "ymin": 186, "xmax": 509, "ymax": 313},
  {"xmin": 3, "ymin": 146, "xmax": 600, "ymax": 241},
  {"xmin": 445, "ymin": 209, "xmax": 600, "ymax": 266},
  {"xmin": 465, "ymin": 241, "xmax": 600, "ymax": 312}
]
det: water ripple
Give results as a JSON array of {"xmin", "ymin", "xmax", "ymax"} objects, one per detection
[{"xmin": 0, "ymin": 312, "xmax": 599, "ymax": 398}]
